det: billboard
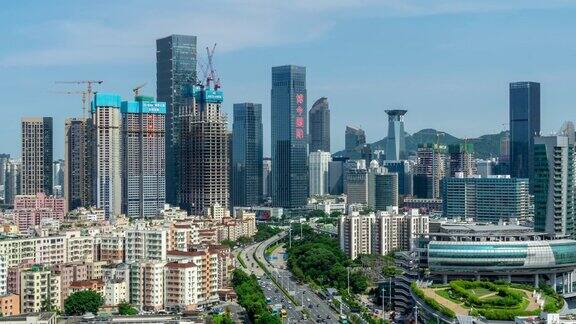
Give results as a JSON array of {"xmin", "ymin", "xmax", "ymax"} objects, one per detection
[{"xmin": 295, "ymin": 93, "xmax": 305, "ymax": 140}]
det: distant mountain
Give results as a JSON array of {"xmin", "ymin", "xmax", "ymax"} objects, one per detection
[{"xmin": 336, "ymin": 129, "xmax": 508, "ymax": 159}]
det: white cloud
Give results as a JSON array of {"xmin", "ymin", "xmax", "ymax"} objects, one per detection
[{"xmin": 1, "ymin": 0, "xmax": 574, "ymax": 67}]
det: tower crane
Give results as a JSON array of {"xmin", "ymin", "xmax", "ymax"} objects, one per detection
[
  {"xmin": 55, "ymin": 80, "xmax": 103, "ymax": 109},
  {"xmin": 132, "ymin": 82, "xmax": 147, "ymax": 97},
  {"xmin": 205, "ymin": 43, "xmax": 221, "ymax": 90},
  {"xmin": 51, "ymin": 90, "xmax": 89, "ymax": 118}
]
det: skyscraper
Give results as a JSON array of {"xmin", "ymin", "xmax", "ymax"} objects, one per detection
[
  {"xmin": 368, "ymin": 166, "xmax": 399, "ymax": 211},
  {"xmin": 232, "ymin": 103, "xmax": 263, "ymax": 207},
  {"xmin": 385, "ymin": 110, "xmax": 407, "ymax": 160},
  {"xmin": 4, "ymin": 159, "xmax": 21, "ymax": 206},
  {"xmin": 156, "ymin": 34, "xmax": 197, "ymax": 205},
  {"xmin": 344, "ymin": 160, "xmax": 368, "ymax": 205},
  {"xmin": 509, "ymin": 82, "xmax": 540, "ymax": 187},
  {"xmin": 178, "ymin": 85, "xmax": 228, "ymax": 215},
  {"xmin": 262, "ymin": 158, "xmax": 272, "ymax": 200},
  {"xmin": 271, "ymin": 65, "xmax": 308, "ymax": 208},
  {"xmin": 121, "ymin": 96, "xmax": 166, "ymax": 218},
  {"xmin": 448, "ymin": 143, "xmax": 476, "ymax": 177},
  {"xmin": 533, "ymin": 131, "xmax": 575, "ymax": 237},
  {"xmin": 413, "ymin": 143, "xmax": 447, "ymax": 199},
  {"xmin": 52, "ymin": 159, "xmax": 64, "ymax": 197},
  {"xmin": 92, "ymin": 93, "xmax": 122, "ymax": 219},
  {"xmin": 64, "ymin": 118, "xmax": 95, "ymax": 211},
  {"xmin": 309, "ymin": 150, "xmax": 332, "ymax": 196},
  {"xmin": 21, "ymin": 117, "xmax": 53, "ymax": 195},
  {"xmin": 309, "ymin": 97, "xmax": 330, "ymax": 153},
  {"xmin": 345, "ymin": 126, "xmax": 366, "ymax": 159}
]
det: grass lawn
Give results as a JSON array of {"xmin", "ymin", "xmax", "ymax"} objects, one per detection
[{"xmin": 469, "ymin": 287, "xmax": 495, "ymax": 298}]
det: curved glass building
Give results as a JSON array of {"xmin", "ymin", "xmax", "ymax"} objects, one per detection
[{"xmin": 424, "ymin": 222, "xmax": 576, "ymax": 296}]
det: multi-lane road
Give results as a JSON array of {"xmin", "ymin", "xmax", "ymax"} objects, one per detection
[
  {"xmin": 237, "ymin": 233, "xmax": 305, "ymax": 321},
  {"xmin": 238, "ymin": 231, "xmax": 341, "ymax": 323}
]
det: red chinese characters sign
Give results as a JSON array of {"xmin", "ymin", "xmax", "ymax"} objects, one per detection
[{"xmin": 295, "ymin": 94, "xmax": 305, "ymax": 139}]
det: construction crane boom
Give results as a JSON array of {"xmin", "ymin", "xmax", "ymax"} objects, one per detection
[
  {"xmin": 54, "ymin": 80, "xmax": 103, "ymax": 117},
  {"xmin": 132, "ymin": 82, "xmax": 147, "ymax": 97},
  {"xmin": 52, "ymin": 90, "xmax": 89, "ymax": 118}
]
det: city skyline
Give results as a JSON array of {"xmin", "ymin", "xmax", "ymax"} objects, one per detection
[{"xmin": 4, "ymin": 2, "xmax": 576, "ymax": 158}]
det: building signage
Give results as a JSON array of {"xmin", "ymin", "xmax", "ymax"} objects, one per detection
[{"xmin": 295, "ymin": 93, "xmax": 305, "ymax": 140}]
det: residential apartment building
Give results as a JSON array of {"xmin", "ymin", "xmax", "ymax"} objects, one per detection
[
  {"xmin": 164, "ymin": 260, "xmax": 199, "ymax": 311},
  {"xmin": 21, "ymin": 117, "xmax": 53, "ymax": 195},
  {"xmin": 125, "ymin": 225, "xmax": 168, "ymax": 262},
  {"xmin": 92, "ymin": 93, "xmax": 122, "ymax": 219},
  {"xmin": 20, "ymin": 265, "xmax": 61, "ymax": 313},
  {"xmin": 13, "ymin": 193, "xmax": 66, "ymax": 233},
  {"xmin": 130, "ymin": 261, "xmax": 166, "ymax": 311},
  {"xmin": 338, "ymin": 208, "xmax": 429, "ymax": 259}
]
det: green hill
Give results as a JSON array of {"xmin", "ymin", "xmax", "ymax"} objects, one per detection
[{"xmin": 337, "ymin": 129, "xmax": 507, "ymax": 159}]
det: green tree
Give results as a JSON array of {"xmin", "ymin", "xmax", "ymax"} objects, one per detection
[
  {"xmin": 330, "ymin": 211, "xmax": 342, "ymax": 218},
  {"xmin": 64, "ymin": 290, "xmax": 104, "ymax": 316},
  {"xmin": 212, "ymin": 313, "xmax": 235, "ymax": 324},
  {"xmin": 118, "ymin": 301, "xmax": 138, "ymax": 315},
  {"xmin": 308, "ymin": 209, "xmax": 327, "ymax": 219},
  {"xmin": 220, "ymin": 239, "xmax": 236, "ymax": 249}
]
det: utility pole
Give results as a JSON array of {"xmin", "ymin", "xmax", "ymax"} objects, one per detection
[
  {"xmin": 300, "ymin": 221, "xmax": 303, "ymax": 239},
  {"xmin": 289, "ymin": 227, "xmax": 292, "ymax": 248}
]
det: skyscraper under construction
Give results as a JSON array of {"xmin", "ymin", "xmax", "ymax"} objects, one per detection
[
  {"xmin": 178, "ymin": 85, "xmax": 228, "ymax": 215},
  {"xmin": 121, "ymin": 96, "xmax": 166, "ymax": 218}
]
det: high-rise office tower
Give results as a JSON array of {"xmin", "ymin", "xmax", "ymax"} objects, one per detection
[
  {"xmin": 382, "ymin": 160, "xmax": 412, "ymax": 196},
  {"xmin": 442, "ymin": 175, "xmax": 531, "ymax": 223},
  {"xmin": 121, "ymin": 96, "xmax": 166, "ymax": 218},
  {"xmin": 309, "ymin": 151, "xmax": 332, "ymax": 196},
  {"xmin": 344, "ymin": 160, "xmax": 368, "ymax": 205},
  {"xmin": 21, "ymin": 117, "xmax": 53, "ymax": 195},
  {"xmin": 385, "ymin": 110, "xmax": 407, "ymax": 160},
  {"xmin": 413, "ymin": 143, "xmax": 447, "ymax": 199},
  {"xmin": 178, "ymin": 85, "xmax": 228, "ymax": 215},
  {"xmin": 52, "ymin": 159, "xmax": 64, "ymax": 197},
  {"xmin": 262, "ymin": 158, "xmax": 272, "ymax": 200},
  {"xmin": 368, "ymin": 165, "xmax": 399, "ymax": 211},
  {"xmin": 92, "ymin": 93, "xmax": 122, "ymax": 219},
  {"xmin": 328, "ymin": 157, "xmax": 348, "ymax": 195},
  {"xmin": 271, "ymin": 65, "xmax": 308, "ymax": 208},
  {"xmin": 448, "ymin": 143, "xmax": 476, "ymax": 177},
  {"xmin": 156, "ymin": 34, "xmax": 197, "ymax": 205},
  {"xmin": 345, "ymin": 126, "xmax": 366, "ymax": 159},
  {"xmin": 64, "ymin": 118, "xmax": 95, "ymax": 211},
  {"xmin": 509, "ymin": 82, "xmax": 540, "ymax": 189},
  {"xmin": 232, "ymin": 103, "xmax": 263, "ymax": 207},
  {"xmin": 309, "ymin": 97, "xmax": 330, "ymax": 153},
  {"xmin": 533, "ymin": 128, "xmax": 575, "ymax": 237}
]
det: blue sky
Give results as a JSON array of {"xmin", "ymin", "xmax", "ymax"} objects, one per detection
[{"xmin": 2, "ymin": 0, "xmax": 576, "ymax": 158}]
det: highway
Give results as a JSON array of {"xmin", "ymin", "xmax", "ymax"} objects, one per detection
[
  {"xmin": 247, "ymin": 231, "xmax": 341, "ymax": 323},
  {"xmin": 237, "ymin": 235, "xmax": 307, "ymax": 322}
]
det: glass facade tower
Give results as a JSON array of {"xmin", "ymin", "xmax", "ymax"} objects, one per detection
[
  {"xmin": 309, "ymin": 97, "xmax": 330, "ymax": 153},
  {"xmin": 232, "ymin": 103, "xmax": 263, "ymax": 207},
  {"xmin": 156, "ymin": 34, "xmax": 197, "ymax": 205},
  {"xmin": 385, "ymin": 109, "xmax": 407, "ymax": 160},
  {"xmin": 509, "ymin": 82, "xmax": 540, "ymax": 189},
  {"xmin": 271, "ymin": 65, "xmax": 308, "ymax": 208}
]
